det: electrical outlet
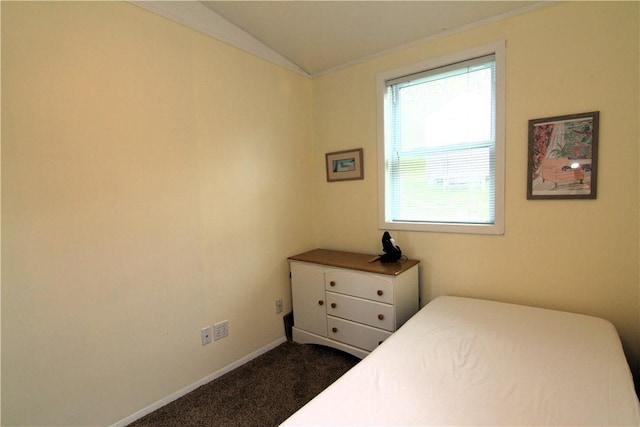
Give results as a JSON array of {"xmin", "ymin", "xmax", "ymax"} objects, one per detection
[
  {"xmin": 214, "ymin": 320, "xmax": 229, "ymax": 341},
  {"xmin": 276, "ymin": 298, "xmax": 283, "ymax": 314},
  {"xmin": 201, "ymin": 326, "xmax": 212, "ymax": 345}
]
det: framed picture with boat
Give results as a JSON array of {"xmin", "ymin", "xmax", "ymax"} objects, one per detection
[{"xmin": 326, "ymin": 148, "xmax": 364, "ymax": 182}]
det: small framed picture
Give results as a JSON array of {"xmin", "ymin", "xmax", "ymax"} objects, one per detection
[
  {"xmin": 326, "ymin": 148, "xmax": 364, "ymax": 182},
  {"xmin": 527, "ymin": 111, "xmax": 599, "ymax": 199}
]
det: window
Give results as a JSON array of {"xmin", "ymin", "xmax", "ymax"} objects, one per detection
[{"xmin": 377, "ymin": 42, "xmax": 505, "ymax": 235}]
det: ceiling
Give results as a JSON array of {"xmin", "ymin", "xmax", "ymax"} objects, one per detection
[{"xmin": 135, "ymin": 1, "xmax": 550, "ymax": 76}]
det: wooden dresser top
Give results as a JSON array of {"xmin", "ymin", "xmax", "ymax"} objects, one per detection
[{"xmin": 288, "ymin": 248, "xmax": 419, "ymax": 276}]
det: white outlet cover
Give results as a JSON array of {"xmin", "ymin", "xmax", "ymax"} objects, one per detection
[{"xmin": 214, "ymin": 320, "xmax": 229, "ymax": 340}]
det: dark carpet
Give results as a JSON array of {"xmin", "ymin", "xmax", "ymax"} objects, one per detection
[{"xmin": 127, "ymin": 342, "xmax": 360, "ymax": 427}]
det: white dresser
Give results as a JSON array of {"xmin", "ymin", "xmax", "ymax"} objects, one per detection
[{"xmin": 288, "ymin": 249, "xmax": 419, "ymax": 358}]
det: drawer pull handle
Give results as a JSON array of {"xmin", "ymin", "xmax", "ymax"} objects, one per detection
[
  {"xmin": 331, "ymin": 303, "xmax": 337, "ymax": 308},
  {"xmin": 318, "ymin": 300, "xmax": 324, "ymax": 306},
  {"xmin": 377, "ymin": 290, "xmax": 384, "ymax": 296},
  {"xmin": 332, "ymin": 327, "xmax": 338, "ymax": 333},
  {"xmin": 330, "ymin": 281, "xmax": 336, "ymax": 287},
  {"xmin": 378, "ymin": 314, "xmax": 385, "ymax": 320}
]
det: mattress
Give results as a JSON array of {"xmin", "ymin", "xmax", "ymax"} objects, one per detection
[{"xmin": 282, "ymin": 296, "xmax": 640, "ymax": 426}]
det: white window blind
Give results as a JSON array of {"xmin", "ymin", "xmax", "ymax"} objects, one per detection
[{"xmin": 378, "ymin": 43, "xmax": 504, "ymax": 235}]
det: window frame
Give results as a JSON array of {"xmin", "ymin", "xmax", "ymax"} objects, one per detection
[{"xmin": 377, "ymin": 41, "xmax": 505, "ymax": 235}]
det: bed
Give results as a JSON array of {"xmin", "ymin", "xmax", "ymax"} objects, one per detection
[{"xmin": 282, "ymin": 296, "xmax": 640, "ymax": 426}]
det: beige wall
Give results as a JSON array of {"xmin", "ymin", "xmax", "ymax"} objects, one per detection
[
  {"xmin": 313, "ymin": 0, "xmax": 640, "ymax": 381},
  {"xmin": 2, "ymin": 1, "xmax": 639, "ymax": 426},
  {"xmin": 1, "ymin": 2, "xmax": 313, "ymax": 425}
]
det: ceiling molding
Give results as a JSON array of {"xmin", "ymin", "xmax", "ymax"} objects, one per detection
[
  {"xmin": 312, "ymin": 1, "xmax": 554, "ymax": 77},
  {"xmin": 130, "ymin": 1, "xmax": 310, "ymax": 77}
]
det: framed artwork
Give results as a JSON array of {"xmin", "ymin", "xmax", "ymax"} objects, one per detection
[
  {"xmin": 326, "ymin": 148, "xmax": 364, "ymax": 182},
  {"xmin": 527, "ymin": 111, "xmax": 599, "ymax": 199}
]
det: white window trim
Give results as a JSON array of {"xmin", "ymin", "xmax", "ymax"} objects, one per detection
[{"xmin": 377, "ymin": 41, "xmax": 505, "ymax": 235}]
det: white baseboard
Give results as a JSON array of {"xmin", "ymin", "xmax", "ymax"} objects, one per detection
[{"xmin": 112, "ymin": 336, "xmax": 288, "ymax": 427}]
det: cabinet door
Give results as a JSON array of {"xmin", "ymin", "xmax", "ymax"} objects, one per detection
[{"xmin": 291, "ymin": 262, "xmax": 327, "ymax": 337}]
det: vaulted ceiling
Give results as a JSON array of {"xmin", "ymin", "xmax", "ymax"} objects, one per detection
[{"xmin": 134, "ymin": 1, "xmax": 550, "ymax": 76}]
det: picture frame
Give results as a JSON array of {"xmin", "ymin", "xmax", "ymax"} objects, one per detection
[
  {"xmin": 527, "ymin": 111, "xmax": 599, "ymax": 200},
  {"xmin": 326, "ymin": 148, "xmax": 364, "ymax": 182}
]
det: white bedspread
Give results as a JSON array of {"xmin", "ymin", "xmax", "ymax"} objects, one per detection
[{"xmin": 283, "ymin": 296, "xmax": 640, "ymax": 426}]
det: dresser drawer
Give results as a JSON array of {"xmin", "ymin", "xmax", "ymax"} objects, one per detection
[
  {"xmin": 325, "ymin": 269, "xmax": 393, "ymax": 304},
  {"xmin": 326, "ymin": 292, "xmax": 394, "ymax": 331},
  {"xmin": 327, "ymin": 317, "xmax": 392, "ymax": 351}
]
